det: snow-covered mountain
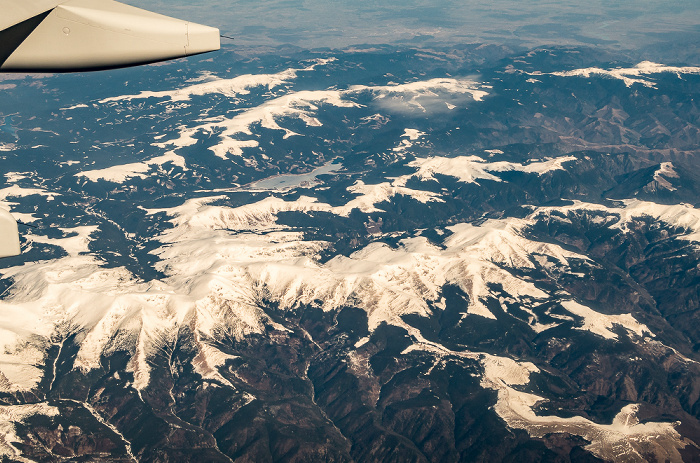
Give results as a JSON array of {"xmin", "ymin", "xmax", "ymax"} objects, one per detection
[{"xmin": 1, "ymin": 45, "xmax": 700, "ymax": 461}]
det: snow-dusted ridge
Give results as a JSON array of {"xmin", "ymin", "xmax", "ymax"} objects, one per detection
[
  {"xmin": 0, "ymin": 202, "xmax": 654, "ymax": 394},
  {"xmin": 154, "ymin": 76, "xmax": 488, "ymax": 164},
  {"xmin": 145, "ymin": 199, "xmax": 648, "ymax": 337},
  {"xmin": 534, "ymin": 199, "xmax": 700, "ymax": 243},
  {"xmin": 145, "ymin": 195, "xmax": 331, "ymax": 235},
  {"xmin": 153, "ymin": 88, "xmax": 360, "ymax": 162},
  {"xmin": 560, "ymin": 299, "xmax": 650, "ymax": 340},
  {"xmin": 550, "ymin": 61, "xmax": 700, "ymax": 88},
  {"xmin": 1, "ymin": 190, "xmax": 696, "ymax": 461},
  {"xmin": 26, "ymin": 226, "xmax": 98, "ymax": 256},
  {"xmin": 76, "ymin": 151, "xmax": 187, "ymax": 183},
  {"xmin": 396, "ymin": 154, "xmax": 577, "ymax": 186},
  {"xmin": 650, "ymin": 162, "xmax": 679, "ymax": 192},
  {"xmin": 480, "ymin": 357, "xmax": 690, "ymax": 463},
  {"xmin": 96, "ymin": 59, "xmax": 336, "ymax": 104},
  {"xmin": 403, "ymin": 340, "xmax": 688, "ymax": 463},
  {"xmin": 4, "ymin": 192, "xmax": 694, "ymax": 399}
]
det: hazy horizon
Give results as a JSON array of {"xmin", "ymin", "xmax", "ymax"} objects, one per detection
[{"xmin": 134, "ymin": 0, "xmax": 700, "ymax": 55}]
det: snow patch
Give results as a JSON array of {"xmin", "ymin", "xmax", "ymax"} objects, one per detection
[
  {"xmin": 3, "ymin": 173, "xmax": 29, "ymax": 183},
  {"xmin": 560, "ymin": 299, "xmax": 651, "ymax": 340},
  {"xmin": 28, "ymin": 226, "xmax": 98, "ymax": 256},
  {"xmin": 402, "ymin": 129, "xmax": 425, "ymax": 140},
  {"xmin": 333, "ymin": 180, "xmax": 443, "ymax": 216},
  {"xmin": 0, "ymin": 185, "xmax": 55, "ymax": 200},
  {"xmin": 60, "ymin": 103, "xmax": 89, "ymax": 110},
  {"xmin": 76, "ymin": 151, "xmax": 187, "ymax": 183},
  {"xmin": 650, "ymin": 162, "xmax": 679, "ymax": 192}
]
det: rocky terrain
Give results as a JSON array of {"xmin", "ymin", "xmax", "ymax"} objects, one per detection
[{"xmin": 0, "ymin": 44, "xmax": 699, "ymax": 461}]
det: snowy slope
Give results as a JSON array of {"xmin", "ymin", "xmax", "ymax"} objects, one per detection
[{"xmin": 550, "ymin": 61, "xmax": 700, "ymax": 88}]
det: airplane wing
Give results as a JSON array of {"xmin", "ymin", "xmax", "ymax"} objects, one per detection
[
  {"xmin": 0, "ymin": 0, "xmax": 220, "ymax": 259},
  {"xmin": 0, "ymin": 0, "xmax": 220, "ymax": 72},
  {"xmin": 0, "ymin": 209, "xmax": 20, "ymax": 259}
]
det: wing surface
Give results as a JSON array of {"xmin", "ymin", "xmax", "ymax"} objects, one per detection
[
  {"xmin": 0, "ymin": 0, "xmax": 63, "ymax": 31},
  {"xmin": 0, "ymin": 0, "xmax": 220, "ymax": 72},
  {"xmin": 0, "ymin": 210, "xmax": 21, "ymax": 259}
]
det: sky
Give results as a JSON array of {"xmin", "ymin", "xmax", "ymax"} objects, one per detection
[{"xmin": 134, "ymin": 0, "xmax": 700, "ymax": 52}]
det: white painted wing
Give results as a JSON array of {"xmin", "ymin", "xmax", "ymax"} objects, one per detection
[
  {"xmin": 0, "ymin": 0, "xmax": 63, "ymax": 31},
  {"xmin": 0, "ymin": 0, "xmax": 220, "ymax": 71},
  {"xmin": 0, "ymin": 209, "xmax": 20, "ymax": 259}
]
